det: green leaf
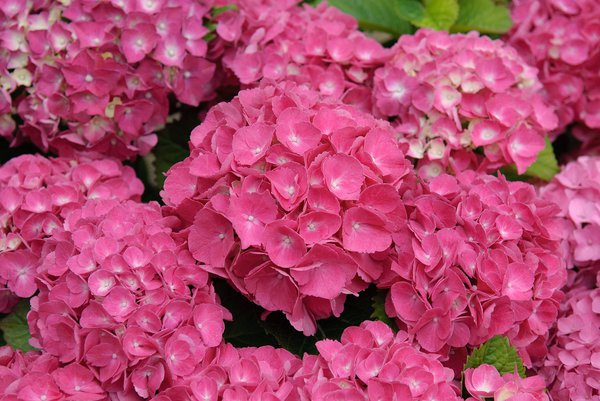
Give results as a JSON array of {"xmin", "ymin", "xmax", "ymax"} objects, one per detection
[
  {"xmin": 451, "ymin": 0, "xmax": 512, "ymax": 34},
  {"xmin": 500, "ymin": 136, "xmax": 559, "ymax": 182},
  {"xmin": 370, "ymin": 290, "xmax": 398, "ymax": 331},
  {"xmin": 0, "ymin": 300, "xmax": 34, "ymax": 351},
  {"xmin": 327, "ymin": 0, "xmax": 414, "ymax": 35},
  {"xmin": 153, "ymin": 136, "xmax": 189, "ymax": 189},
  {"xmin": 465, "ymin": 335, "xmax": 526, "ymax": 378},
  {"xmin": 211, "ymin": 4, "xmax": 238, "ymax": 18},
  {"xmin": 524, "ymin": 136, "xmax": 559, "ymax": 181},
  {"xmin": 414, "ymin": 0, "xmax": 459, "ymax": 30}
]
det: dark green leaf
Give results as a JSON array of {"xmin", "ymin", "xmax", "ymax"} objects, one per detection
[
  {"xmin": 214, "ymin": 279, "xmax": 280, "ymax": 349},
  {"xmin": 451, "ymin": 0, "xmax": 512, "ymax": 34},
  {"xmin": 152, "ymin": 136, "xmax": 189, "ymax": 190},
  {"xmin": 328, "ymin": 0, "xmax": 414, "ymax": 35},
  {"xmin": 215, "ymin": 280, "xmax": 382, "ymax": 355},
  {"xmin": 0, "ymin": 300, "xmax": 34, "ymax": 351},
  {"xmin": 465, "ymin": 335, "xmax": 526, "ymax": 378},
  {"xmin": 371, "ymin": 290, "xmax": 398, "ymax": 331}
]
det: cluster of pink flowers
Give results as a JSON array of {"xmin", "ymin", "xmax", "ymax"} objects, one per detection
[
  {"xmin": 464, "ymin": 364, "xmax": 549, "ymax": 401},
  {"xmin": 297, "ymin": 320, "xmax": 461, "ymax": 401},
  {"xmin": 0, "ymin": 346, "xmax": 115, "ymax": 401},
  {"xmin": 0, "ymin": 0, "xmax": 219, "ymax": 158},
  {"xmin": 372, "ymin": 29, "xmax": 557, "ymax": 177},
  {"xmin": 27, "ymin": 198, "xmax": 231, "ymax": 398},
  {"xmin": 216, "ymin": 0, "xmax": 389, "ymax": 108},
  {"xmin": 540, "ymin": 156, "xmax": 600, "ymax": 268},
  {"xmin": 379, "ymin": 172, "xmax": 566, "ymax": 365},
  {"xmin": 507, "ymin": 0, "xmax": 600, "ymax": 133},
  {"xmin": 0, "ymin": 154, "xmax": 142, "ymax": 312},
  {"xmin": 152, "ymin": 321, "xmax": 461, "ymax": 401},
  {"xmin": 162, "ymin": 83, "xmax": 417, "ymax": 335},
  {"xmin": 540, "ymin": 269, "xmax": 600, "ymax": 401},
  {"xmin": 1, "ymin": 322, "xmax": 464, "ymax": 401}
]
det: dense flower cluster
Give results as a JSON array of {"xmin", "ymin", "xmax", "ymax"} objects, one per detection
[
  {"xmin": 380, "ymin": 172, "xmax": 566, "ymax": 365},
  {"xmin": 0, "ymin": 347, "xmax": 116, "ymax": 401},
  {"xmin": 0, "ymin": 0, "xmax": 219, "ymax": 158},
  {"xmin": 464, "ymin": 364, "xmax": 549, "ymax": 401},
  {"xmin": 539, "ymin": 156, "xmax": 600, "ymax": 268},
  {"xmin": 151, "ymin": 343, "xmax": 302, "ymax": 401},
  {"xmin": 151, "ymin": 321, "xmax": 461, "ymax": 401},
  {"xmin": 216, "ymin": 0, "xmax": 389, "ymax": 109},
  {"xmin": 297, "ymin": 321, "xmax": 461, "ymax": 401},
  {"xmin": 507, "ymin": 0, "xmax": 600, "ymax": 133},
  {"xmin": 372, "ymin": 29, "xmax": 557, "ymax": 177},
  {"xmin": 0, "ymin": 154, "xmax": 143, "ymax": 312},
  {"xmin": 162, "ymin": 83, "xmax": 417, "ymax": 335},
  {"xmin": 27, "ymin": 199, "xmax": 231, "ymax": 398},
  {"xmin": 540, "ymin": 269, "xmax": 600, "ymax": 401}
]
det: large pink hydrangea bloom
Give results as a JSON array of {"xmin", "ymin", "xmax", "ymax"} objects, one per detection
[
  {"xmin": 0, "ymin": 154, "xmax": 143, "ymax": 312},
  {"xmin": 27, "ymin": 198, "xmax": 231, "ymax": 398},
  {"xmin": 540, "ymin": 156, "xmax": 600, "ymax": 269},
  {"xmin": 215, "ymin": 0, "xmax": 389, "ymax": 110},
  {"xmin": 507, "ymin": 0, "xmax": 600, "ymax": 133},
  {"xmin": 372, "ymin": 29, "xmax": 557, "ymax": 177},
  {"xmin": 162, "ymin": 82, "xmax": 418, "ymax": 335},
  {"xmin": 0, "ymin": 0, "xmax": 220, "ymax": 158},
  {"xmin": 0, "ymin": 346, "xmax": 113, "ymax": 401},
  {"xmin": 540, "ymin": 269, "xmax": 600, "ymax": 401},
  {"xmin": 151, "ymin": 321, "xmax": 461, "ymax": 401},
  {"xmin": 464, "ymin": 363, "xmax": 549, "ymax": 401},
  {"xmin": 379, "ymin": 171, "xmax": 566, "ymax": 366}
]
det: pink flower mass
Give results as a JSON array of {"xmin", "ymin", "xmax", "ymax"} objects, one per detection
[
  {"xmin": 1, "ymin": 1, "xmax": 600, "ymax": 401},
  {"xmin": 0, "ymin": 154, "xmax": 143, "ymax": 310},
  {"xmin": 380, "ymin": 172, "xmax": 566, "ymax": 365},
  {"xmin": 507, "ymin": 0, "xmax": 600, "ymax": 134},
  {"xmin": 162, "ymin": 83, "xmax": 417, "ymax": 335},
  {"xmin": 372, "ymin": 29, "xmax": 557, "ymax": 177}
]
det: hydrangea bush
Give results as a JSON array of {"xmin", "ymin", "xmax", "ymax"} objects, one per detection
[
  {"xmin": 0, "ymin": 154, "xmax": 143, "ymax": 311},
  {"xmin": 162, "ymin": 82, "xmax": 417, "ymax": 335},
  {"xmin": 372, "ymin": 29, "xmax": 557, "ymax": 177},
  {"xmin": 0, "ymin": 0, "xmax": 219, "ymax": 158},
  {"xmin": 380, "ymin": 172, "xmax": 566, "ymax": 365},
  {"xmin": 507, "ymin": 0, "xmax": 600, "ymax": 133},
  {"xmin": 1, "ymin": 1, "xmax": 599, "ymax": 401}
]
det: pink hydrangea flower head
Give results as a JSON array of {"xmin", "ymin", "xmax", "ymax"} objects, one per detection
[
  {"xmin": 539, "ymin": 156, "xmax": 600, "ymax": 269},
  {"xmin": 0, "ymin": 0, "xmax": 221, "ymax": 158},
  {"xmin": 26, "ymin": 198, "xmax": 231, "ymax": 397},
  {"xmin": 380, "ymin": 171, "xmax": 566, "ymax": 366},
  {"xmin": 464, "ymin": 364, "xmax": 549, "ymax": 401},
  {"xmin": 507, "ymin": 0, "xmax": 600, "ymax": 133},
  {"xmin": 299, "ymin": 321, "xmax": 461, "ymax": 400},
  {"xmin": 540, "ymin": 267, "xmax": 600, "ymax": 401},
  {"xmin": 215, "ymin": 0, "xmax": 390, "ymax": 106},
  {"xmin": 162, "ymin": 83, "xmax": 418, "ymax": 335},
  {"xmin": 372, "ymin": 29, "xmax": 557, "ymax": 176},
  {"xmin": 0, "ymin": 154, "xmax": 143, "ymax": 310}
]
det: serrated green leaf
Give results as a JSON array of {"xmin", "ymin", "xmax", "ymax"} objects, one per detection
[
  {"xmin": 451, "ymin": 0, "xmax": 512, "ymax": 34},
  {"xmin": 0, "ymin": 300, "xmax": 34, "ymax": 351},
  {"xmin": 414, "ymin": 0, "xmax": 459, "ymax": 30},
  {"xmin": 328, "ymin": 0, "xmax": 414, "ymax": 35},
  {"xmin": 465, "ymin": 335, "xmax": 526, "ymax": 378}
]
